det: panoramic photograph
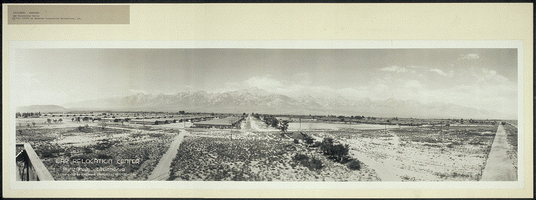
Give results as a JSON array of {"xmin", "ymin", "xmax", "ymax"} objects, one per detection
[{"xmin": 12, "ymin": 47, "xmax": 518, "ymax": 182}]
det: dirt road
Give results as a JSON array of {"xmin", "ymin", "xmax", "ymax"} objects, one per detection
[
  {"xmin": 247, "ymin": 115, "xmax": 278, "ymax": 132},
  {"xmin": 349, "ymin": 150, "xmax": 402, "ymax": 181},
  {"xmin": 241, "ymin": 115, "xmax": 254, "ymax": 132},
  {"xmin": 148, "ymin": 130, "xmax": 187, "ymax": 180},
  {"xmin": 480, "ymin": 124, "xmax": 517, "ymax": 181}
]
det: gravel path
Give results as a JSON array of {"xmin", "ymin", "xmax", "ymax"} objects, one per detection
[
  {"xmin": 148, "ymin": 130, "xmax": 187, "ymax": 181},
  {"xmin": 480, "ymin": 124, "xmax": 517, "ymax": 181}
]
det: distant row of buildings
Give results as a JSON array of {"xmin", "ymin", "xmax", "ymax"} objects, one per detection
[
  {"xmin": 192, "ymin": 116, "xmax": 244, "ymax": 129},
  {"xmin": 113, "ymin": 115, "xmax": 245, "ymax": 129}
]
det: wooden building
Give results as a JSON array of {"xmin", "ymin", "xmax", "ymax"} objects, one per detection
[{"xmin": 193, "ymin": 116, "xmax": 244, "ymax": 129}]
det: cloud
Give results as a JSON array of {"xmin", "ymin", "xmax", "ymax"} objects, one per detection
[
  {"xmin": 404, "ymin": 80, "xmax": 423, "ymax": 89},
  {"xmin": 459, "ymin": 53, "xmax": 481, "ymax": 60},
  {"xmin": 244, "ymin": 76, "xmax": 283, "ymax": 91},
  {"xmin": 212, "ymin": 82, "xmax": 242, "ymax": 93},
  {"xmin": 429, "ymin": 68, "xmax": 447, "ymax": 76},
  {"xmin": 294, "ymin": 72, "xmax": 312, "ymax": 85},
  {"xmin": 379, "ymin": 65, "xmax": 408, "ymax": 73},
  {"xmin": 471, "ymin": 67, "xmax": 509, "ymax": 84},
  {"xmin": 222, "ymin": 70, "xmax": 517, "ymax": 118},
  {"xmin": 449, "ymin": 82, "xmax": 516, "ymax": 114}
]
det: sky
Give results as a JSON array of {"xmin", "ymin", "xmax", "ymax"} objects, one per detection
[{"xmin": 12, "ymin": 48, "xmax": 518, "ymax": 116}]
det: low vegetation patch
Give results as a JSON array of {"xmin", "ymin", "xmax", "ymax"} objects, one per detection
[
  {"xmin": 435, "ymin": 171, "xmax": 476, "ymax": 180},
  {"xmin": 17, "ymin": 126, "xmax": 173, "ymax": 180},
  {"xmin": 293, "ymin": 153, "xmax": 323, "ymax": 171},
  {"xmin": 169, "ymin": 136, "xmax": 295, "ymax": 181},
  {"xmin": 77, "ymin": 125, "xmax": 92, "ymax": 133},
  {"xmin": 346, "ymin": 160, "xmax": 361, "ymax": 170},
  {"xmin": 297, "ymin": 133, "xmax": 361, "ymax": 171},
  {"xmin": 320, "ymin": 138, "xmax": 351, "ymax": 164}
]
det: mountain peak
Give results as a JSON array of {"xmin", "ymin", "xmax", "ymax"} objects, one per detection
[{"xmin": 62, "ymin": 88, "xmax": 504, "ymax": 119}]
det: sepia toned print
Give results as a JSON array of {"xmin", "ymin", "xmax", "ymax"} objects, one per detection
[{"xmin": 13, "ymin": 47, "xmax": 518, "ymax": 182}]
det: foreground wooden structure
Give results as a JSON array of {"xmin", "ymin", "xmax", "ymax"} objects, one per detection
[{"xmin": 16, "ymin": 143, "xmax": 54, "ymax": 181}]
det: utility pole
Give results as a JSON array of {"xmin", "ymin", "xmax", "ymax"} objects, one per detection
[
  {"xmin": 229, "ymin": 119, "xmax": 233, "ymax": 141},
  {"xmin": 299, "ymin": 117, "xmax": 301, "ymax": 131}
]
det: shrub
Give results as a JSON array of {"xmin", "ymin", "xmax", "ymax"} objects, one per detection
[
  {"xmin": 77, "ymin": 125, "xmax": 92, "ymax": 133},
  {"xmin": 293, "ymin": 153, "xmax": 323, "ymax": 171},
  {"xmin": 38, "ymin": 144, "xmax": 64, "ymax": 158},
  {"xmin": 149, "ymin": 133, "xmax": 164, "ymax": 138},
  {"xmin": 97, "ymin": 154, "xmax": 113, "ymax": 159},
  {"xmin": 423, "ymin": 138, "xmax": 439, "ymax": 143},
  {"xmin": 293, "ymin": 153, "xmax": 309, "ymax": 161},
  {"xmin": 71, "ymin": 154, "xmax": 92, "ymax": 161},
  {"xmin": 91, "ymin": 140, "xmax": 118, "ymax": 150},
  {"xmin": 347, "ymin": 160, "xmax": 361, "ymax": 170},
  {"xmin": 310, "ymin": 141, "xmax": 322, "ymax": 148},
  {"xmin": 293, "ymin": 139, "xmax": 299, "ymax": 144},
  {"xmin": 339, "ymin": 156, "xmax": 352, "ymax": 164},
  {"xmin": 130, "ymin": 133, "xmax": 144, "ymax": 138},
  {"xmin": 308, "ymin": 157, "xmax": 323, "ymax": 170},
  {"xmin": 320, "ymin": 137, "xmax": 349, "ymax": 163}
]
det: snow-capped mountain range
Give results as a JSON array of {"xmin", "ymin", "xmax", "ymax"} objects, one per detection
[{"xmin": 60, "ymin": 87, "xmax": 507, "ymax": 119}]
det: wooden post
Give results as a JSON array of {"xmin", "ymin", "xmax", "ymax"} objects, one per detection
[
  {"xmin": 230, "ymin": 119, "xmax": 233, "ymax": 141},
  {"xmin": 25, "ymin": 158, "xmax": 29, "ymax": 181}
]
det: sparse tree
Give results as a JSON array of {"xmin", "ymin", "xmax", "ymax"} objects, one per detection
[
  {"xmin": 278, "ymin": 120, "xmax": 289, "ymax": 133},
  {"xmin": 100, "ymin": 121, "xmax": 106, "ymax": 130}
]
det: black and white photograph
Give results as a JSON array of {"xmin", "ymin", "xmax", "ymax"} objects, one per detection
[{"xmin": 11, "ymin": 42, "xmax": 521, "ymax": 183}]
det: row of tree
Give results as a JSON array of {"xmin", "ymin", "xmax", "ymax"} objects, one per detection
[
  {"xmin": 260, "ymin": 115, "xmax": 290, "ymax": 133},
  {"xmin": 262, "ymin": 115, "xmax": 279, "ymax": 129},
  {"xmin": 15, "ymin": 112, "xmax": 41, "ymax": 118},
  {"xmin": 251, "ymin": 113, "xmax": 261, "ymax": 120}
]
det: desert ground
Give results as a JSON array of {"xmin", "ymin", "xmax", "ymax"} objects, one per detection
[{"xmin": 15, "ymin": 113, "xmax": 517, "ymax": 181}]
